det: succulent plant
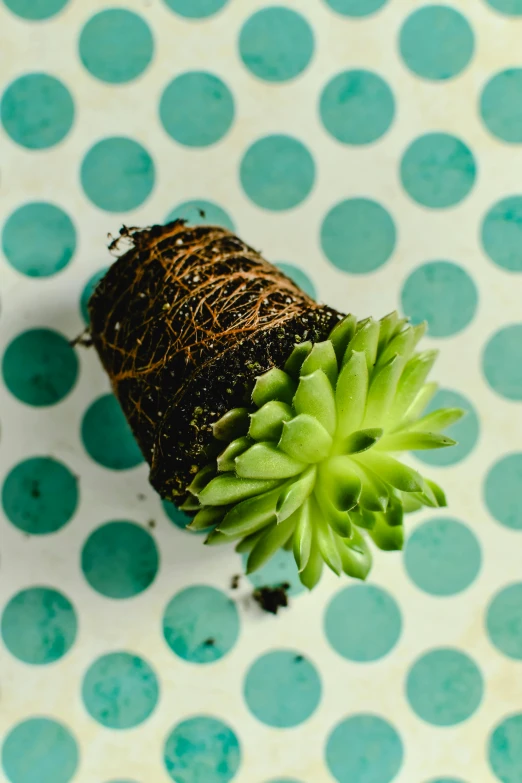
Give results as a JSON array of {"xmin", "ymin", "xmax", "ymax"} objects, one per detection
[{"xmin": 182, "ymin": 311, "xmax": 463, "ymax": 589}]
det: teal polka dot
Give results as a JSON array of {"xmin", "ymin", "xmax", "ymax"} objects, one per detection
[
  {"xmin": 244, "ymin": 649, "xmax": 321, "ymax": 727},
  {"xmin": 81, "ymin": 520, "xmax": 159, "ymax": 598},
  {"xmin": 321, "ymin": 198, "xmax": 396, "ymax": 274},
  {"xmin": 413, "ymin": 388, "xmax": 479, "ymax": 467},
  {"xmin": 1, "ymin": 73, "xmax": 74, "ymax": 149},
  {"xmin": 425, "ymin": 779, "xmax": 465, "ymax": 783},
  {"xmin": 164, "ymin": 716, "xmax": 240, "ymax": 783},
  {"xmin": 326, "ymin": 714, "xmax": 403, "ymax": 783},
  {"xmin": 160, "ymin": 72, "xmax": 234, "ymax": 147},
  {"xmin": 324, "ymin": 584, "xmax": 402, "ymax": 662},
  {"xmin": 319, "ymin": 70, "xmax": 395, "ymax": 145},
  {"xmin": 400, "ymin": 133, "xmax": 476, "ymax": 208},
  {"xmin": 405, "ymin": 518, "xmax": 481, "ymax": 596},
  {"xmin": 81, "ymin": 137, "xmax": 155, "ymax": 212},
  {"xmin": 483, "ymin": 324, "xmax": 522, "ymax": 400},
  {"xmin": 399, "ymin": 6, "xmax": 474, "ymax": 81},
  {"xmin": 481, "ymin": 69, "xmax": 522, "ymax": 143},
  {"xmin": 487, "ymin": 583, "xmax": 522, "ymax": 659},
  {"xmin": 79, "ymin": 10, "xmax": 153, "ymax": 84},
  {"xmin": 81, "ymin": 394, "xmax": 144, "ymax": 470},
  {"xmin": 163, "ymin": 585, "xmax": 240, "ymax": 663},
  {"xmin": 406, "ymin": 648, "xmax": 483, "ymax": 726},
  {"xmin": 239, "ymin": 8, "xmax": 314, "ymax": 83},
  {"xmin": 2, "ymin": 456, "xmax": 78, "ymax": 535},
  {"xmin": 489, "ymin": 714, "xmax": 522, "ymax": 781},
  {"xmin": 163, "ymin": 0, "xmax": 229, "ymax": 19},
  {"xmin": 481, "ymin": 195, "xmax": 522, "ymax": 271},
  {"xmin": 486, "ymin": 0, "xmax": 522, "ymax": 13},
  {"xmin": 324, "ymin": 0, "xmax": 388, "ymax": 17},
  {"xmin": 2, "ymin": 202, "xmax": 76, "ymax": 278},
  {"xmin": 2, "ymin": 329, "xmax": 78, "ymax": 407},
  {"xmin": 276, "ymin": 263, "xmax": 316, "ymax": 299},
  {"xmin": 165, "ymin": 200, "xmax": 235, "ymax": 232},
  {"xmin": 485, "ymin": 453, "xmax": 522, "ymax": 529},
  {"xmin": 80, "ymin": 268, "xmax": 109, "ymax": 324},
  {"xmin": 265, "ymin": 780, "xmax": 302, "ymax": 783},
  {"xmin": 3, "ymin": 0, "xmax": 68, "ymax": 19},
  {"xmin": 401, "ymin": 261, "xmax": 478, "ymax": 337},
  {"xmin": 240, "ymin": 135, "xmax": 315, "ymax": 211},
  {"xmin": 241, "ymin": 548, "xmax": 305, "ymax": 597},
  {"xmin": 1, "ymin": 718, "xmax": 78, "ymax": 783},
  {"xmin": 82, "ymin": 652, "xmax": 158, "ymax": 729},
  {"xmin": 1, "ymin": 587, "xmax": 77, "ymax": 664}
]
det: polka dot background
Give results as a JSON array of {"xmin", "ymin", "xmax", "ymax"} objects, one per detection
[{"xmin": 1, "ymin": 0, "xmax": 522, "ymax": 781}]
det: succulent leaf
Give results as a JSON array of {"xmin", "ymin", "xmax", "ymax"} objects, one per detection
[{"xmin": 184, "ymin": 311, "xmax": 460, "ymax": 589}]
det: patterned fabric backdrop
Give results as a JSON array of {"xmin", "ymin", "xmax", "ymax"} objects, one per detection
[{"xmin": 2, "ymin": 0, "xmax": 522, "ymax": 781}]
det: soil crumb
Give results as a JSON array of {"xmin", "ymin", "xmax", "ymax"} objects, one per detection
[
  {"xmin": 253, "ymin": 582, "xmax": 290, "ymax": 615},
  {"xmin": 230, "ymin": 575, "xmax": 241, "ymax": 590}
]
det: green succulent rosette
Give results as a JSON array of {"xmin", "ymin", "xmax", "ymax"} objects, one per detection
[{"xmin": 182, "ymin": 311, "xmax": 464, "ymax": 589}]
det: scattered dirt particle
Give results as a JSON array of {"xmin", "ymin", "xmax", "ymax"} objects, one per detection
[
  {"xmin": 203, "ymin": 638, "xmax": 215, "ymax": 647},
  {"xmin": 137, "ymin": 493, "xmax": 146, "ymax": 501},
  {"xmin": 230, "ymin": 575, "xmax": 240, "ymax": 590},
  {"xmin": 147, "ymin": 519, "xmax": 156, "ymax": 529},
  {"xmin": 294, "ymin": 654, "xmax": 304, "ymax": 663},
  {"xmin": 30, "ymin": 481, "xmax": 40, "ymax": 499},
  {"xmin": 253, "ymin": 582, "xmax": 290, "ymax": 615}
]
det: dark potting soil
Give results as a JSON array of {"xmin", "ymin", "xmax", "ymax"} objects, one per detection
[{"xmin": 89, "ymin": 221, "xmax": 342, "ymax": 500}]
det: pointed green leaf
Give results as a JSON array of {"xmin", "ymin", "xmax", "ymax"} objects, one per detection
[
  {"xmin": 411, "ymin": 320, "xmax": 427, "ymax": 350},
  {"xmin": 348, "ymin": 507, "xmax": 376, "ymax": 530},
  {"xmin": 385, "ymin": 497, "xmax": 403, "ymax": 527},
  {"xmin": 299, "ymin": 537, "xmax": 323, "ymax": 589},
  {"xmin": 405, "ymin": 407, "xmax": 465, "ymax": 434},
  {"xmin": 335, "ymin": 351, "xmax": 368, "ymax": 440},
  {"xmin": 361, "ymin": 452, "xmax": 424, "ymax": 493},
  {"xmin": 252, "ymin": 368, "xmax": 296, "ymax": 407},
  {"xmin": 300, "ymin": 341, "xmax": 338, "ymax": 387},
  {"xmin": 217, "ymin": 436, "xmax": 252, "ymax": 472},
  {"xmin": 376, "ymin": 325, "xmax": 415, "ymax": 369},
  {"xmin": 293, "ymin": 369, "xmax": 336, "ymax": 434},
  {"xmin": 401, "ymin": 493, "xmax": 423, "ymax": 512},
  {"xmin": 179, "ymin": 494, "xmax": 200, "ymax": 511},
  {"xmin": 212, "ymin": 408, "xmax": 249, "ymax": 442},
  {"xmin": 391, "ymin": 350, "xmax": 438, "ymax": 423},
  {"xmin": 235, "ymin": 442, "xmax": 306, "ymax": 479},
  {"xmin": 343, "ymin": 318, "xmax": 379, "ymax": 370},
  {"xmin": 400, "ymin": 381, "xmax": 438, "ymax": 425},
  {"xmin": 351, "ymin": 461, "xmax": 389, "ymax": 512},
  {"xmin": 424, "ymin": 477, "xmax": 447, "ymax": 507},
  {"xmin": 379, "ymin": 431, "xmax": 456, "ymax": 451},
  {"xmin": 204, "ymin": 529, "xmax": 234, "ymax": 546},
  {"xmin": 277, "ymin": 466, "xmax": 316, "ymax": 522},
  {"xmin": 377, "ymin": 311, "xmax": 400, "ymax": 354},
  {"xmin": 284, "ymin": 341, "xmax": 312, "ymax": 377},
  {"xmin": 313, "ymin": 498, "xmax": 343, "ymax": 575},
  {"xmin": 317, "ymin": 481, "xmax": 353, "ymax": 537},
  {"xmin": 248, "ymin": 401, "xmax": 293, "ymax": 442},
  {"xmin": 187, "ymin": 464, "xmax": 217, "ymax": 495},
  {"xmin": 235, "ymin": 527, "xmax": 267, "ymax": 553},
  {"xmin": 368, "ymin": 515, "xmax": 404, "ymax": 551},
  {"xmin": 329, "ymin": 314, "xmax": 357, "ymax": 362},
  {"xmin": 364, "ymin": 354, "xmax": 404, "ymax": 427},
  {"xmin": 246, "ymin": 513, "xmax": 297, "ymax": 574},
  {"xmin": 218, "ymin": 486, "xmax": 281, "ymax": 536},
  {"xmin": 343, "ymin": 428, "xmax": 383, "ymax": 455},
  {"xmin": 187, "ymin": 506, "xmax": 227, "ymax": 531},
  {"xmin": 323, "ymin": 457, "xmax": 362, "ymax": 511},
  {"xmin": 336, "ymin": 528, "xmax": 372, "ymax": 580},
  {"xmin": 278, "ymin": 415, "xmax": 333, "ymax": 463},
  {"xmin": 198, "ymin": 474, "xmax": 279, "ymax": 506},
  {"xmin": 293, "ymin": 499, "xmax": 313, "ymax": 572}
]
